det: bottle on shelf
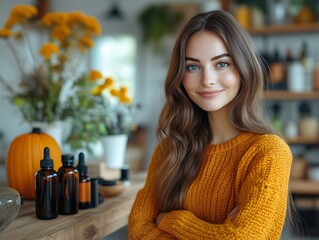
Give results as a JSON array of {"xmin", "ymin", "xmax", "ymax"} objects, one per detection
[
  {"xmin": 287, "ymin": 57, "xmax": 305, "ymax": 92},
  {"xmin": 269, "ymin": 47, "xmax": 285, "ymax": 90},
  {"xmin": 300, "ymin": 41, "xmax": 314, "ymax": 91},
  {"xmin": 269, "ymin": 0, "xmax": 286, "ymax": 24},
  {"xmin": 298, "ymin": 102, "xmax": 319, "ymax": 138},
  {"xmin": 283, "ymin": 47, "xmax": 294, "ymax": 89},
  {"xmin": 77, "ymin": 152, "xmax": 91, "ymax": 209},
  {"xmin": 58, "ymin": 154, "xmax": 79, "ymax": 215},
  {"xmin": 35, "ymin": 147, "xmax": 59, "ymax": 220}
]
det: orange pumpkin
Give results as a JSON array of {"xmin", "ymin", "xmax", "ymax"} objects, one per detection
[{"xmin": 6, "ymin": 127, "xmax": 62, "ymax": 200}]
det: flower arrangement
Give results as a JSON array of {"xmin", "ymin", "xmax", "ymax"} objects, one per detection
[
  {"xmin": 0, "ymin": 5, "xmax": 102, "ymax": 123},
  {"xmin": 63, "ymin": 70, "xmax": 135, "ymax": 153}
]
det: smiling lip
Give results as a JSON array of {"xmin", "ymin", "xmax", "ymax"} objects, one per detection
[{"xmin": 198, "ymin": 90, "xmax": 224, "ymax": 98}]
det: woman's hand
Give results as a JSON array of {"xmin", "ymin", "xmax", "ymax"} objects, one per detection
[{"xmin": 156, "ymin": 212, "xmax": 167, "ymax": 225}]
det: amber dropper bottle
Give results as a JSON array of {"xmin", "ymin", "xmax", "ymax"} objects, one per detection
[
  {"xmin": 58, "ymin": 154, "xmax": 79, "ymax": 215},
  {"xmin": 77, "ymin": 152, "xmax": 91, "ymax": 209},
  {"xmin": 35, "ymin": 147, "xmax": 59, "ymax": 220}
]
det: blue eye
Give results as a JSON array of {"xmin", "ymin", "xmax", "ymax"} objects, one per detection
[
  {"xmin": 186, "ymin": 64, "xmax": 199, "ymax": 72},
  {"xmin": 216, "ymin": 62, "xmax": 229, "ymax": 69}
]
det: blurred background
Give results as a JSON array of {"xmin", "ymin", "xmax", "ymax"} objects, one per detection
[{"xmin": 1, "ymin": 0, "xmax": 319, "ymax": 239}]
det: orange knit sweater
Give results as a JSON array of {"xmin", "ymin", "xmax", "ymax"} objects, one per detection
[{"xmin": 128, "ymin": 132, "xmax": 292, "ymax": 239}]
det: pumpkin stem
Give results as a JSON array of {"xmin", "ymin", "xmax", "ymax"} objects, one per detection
[{"xmin": 32, "ymin": 127, "xmax": 42, "ymax": 134}]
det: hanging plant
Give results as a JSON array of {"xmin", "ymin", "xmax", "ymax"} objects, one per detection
[{"xmin": 139, "ymin": 4, "xmax": 183, "ymax": 53}]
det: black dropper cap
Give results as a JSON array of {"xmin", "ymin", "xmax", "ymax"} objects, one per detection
[
  {"xmin": 77, "ymin": 152, "xmax": 87, "ymax": 175},
  {"xmin": 61, "ymin": 154, "xmax": 74, "ymax": 164},
  {"xmin": 40, "ymin": 147, "xmax": 54, "ymax": 168}
]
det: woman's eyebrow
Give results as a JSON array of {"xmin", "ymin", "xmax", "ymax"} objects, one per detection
[{"xmin": 185, "ymin": 53, "xmax": 230, "ymax": 62}]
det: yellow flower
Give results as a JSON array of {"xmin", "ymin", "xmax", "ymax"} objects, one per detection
[
  {"xmin": 39, "ymin": 42, "xmax": 59, "ymax": 60},
  {"xmin": 120, "ymin": 86, "xmax": 128, "ymax": 95},
  {"xmin": 41, "ymin": 12, "xmax": 69, "ymax": 27},
  {"xmin": 11, "ymin": 5, "xmax": 37, "ymax": 18},
  {"xmin": 84, "ymin": 16, "xmax": 102, "ymax": 35},
  {"xmin": 78, "ymin": 36, "xmax": 94, "ymax": 48},
  {"xmin": 0, "ymin": 5, "xmax": 103, "ymax": 123},
  {"xmin": 91, "ymin": 85, "xmax": 103, "ymax": 95},
  {"xmin": 0, "ymin": 28, "xmax": 13, "ymax": 38},
  {"xmin": 119, "ymin": 95, "xmax": 132, "ymax": 104},
  {"xmin": 102, "ymin": 77, "xmax": 114, "ymax": 88},
  {"xmin": 110, "ymin": 88, "xmax": 120, "ymax": 97},
  {"xmin": 69, "ymin": 12, "xmax": 101, "ymax": 34},
  {"xmin": 51, "ymin": 25, "xmax": 70, "ymax": 42},
  {"xmin": 118, "ymin": 87, "xmax": 132, "ymax": 103},
  {"xmin": 9, "ymin": 5, "xmax": 38, "ymax": 24},
  {"xmin": 89, "ymin": 70, "xmax": 103, "ymax": 82},
  {"xmin": 68, "ymin": 11, "xmax": 87, "ymax": 26},
  {"xmin": 4, "ymin": 16, "xmax": 20, "ymax": 28},
  {"xmin": 110, "ymin": 87, "xmax": 132, "ymax": 103}
]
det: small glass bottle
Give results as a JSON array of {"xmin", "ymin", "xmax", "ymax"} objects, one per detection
[
  {"xmin": 287, "ymin": 60, "xmax": 305, "ymax": 92},
  {"xmin": 58, "ymin": 154, "xmax": 79, "ymax": 215},
  {"xmin": 298, "ymin": 102, "xmax": 319, "ymax": 138},
  {"xmin": 35, "ymin": 147, "xmax": 58, "ymax": 220},
  {"xmin": 300, "ymin": 41, "xmax": 314, "ymax": 91},
  {"xmin": 77, "ymin": 152, "xmax": 91, "ymax": 209}
]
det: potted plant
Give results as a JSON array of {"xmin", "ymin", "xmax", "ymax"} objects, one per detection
[
  {"xmin": 63, "ymin": 70, "xmax": 136, "ymax": 167},
  {"xmin": 0, "ymin": 5, "xmax": 102, "ymax": 146},
  {"xmin": 139, "ymin": 4, "xmax": 183, "ymax": 53}
]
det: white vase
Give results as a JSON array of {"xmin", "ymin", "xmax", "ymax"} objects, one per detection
[
  {"xmin": 70, "ymin": 140, "xmax": 104, "ymax": 163},
  {"xmin": 31, "ymin": 121, "xmax": 63, "ymax": 148},
  {"xmin": 100, "ymin": 134, "xmax": 128, "ymax": 169}
]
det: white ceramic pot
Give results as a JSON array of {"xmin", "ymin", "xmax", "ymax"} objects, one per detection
[
  {"xmin": 31, "ymin": 121, "xmax": 63, "ymax": 148},
  {"xmin": 100, "ymin": 134, "xmax": 128, "ymax": 169}
]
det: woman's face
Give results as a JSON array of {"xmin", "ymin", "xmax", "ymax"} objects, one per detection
[{"xmin": 182, "ymin": 30, "xmax": 240, "ymax": 113}]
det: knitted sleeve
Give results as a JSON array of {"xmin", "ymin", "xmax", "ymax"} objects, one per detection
[
  {"xmin": 128, "ymin": 144, "xmax": 176, "ymax": 240},
  {"xmin": 157, "ymin": 136, "xmax": 292, "ymax": 239}
]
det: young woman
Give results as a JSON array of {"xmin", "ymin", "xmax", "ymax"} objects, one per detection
[{"xmin": 129, "ymin": 10, "xmax": 292, "ymax": 239}]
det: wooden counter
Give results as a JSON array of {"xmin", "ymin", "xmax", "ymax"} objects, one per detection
[{"xmin": 0, "ymin": 175, "xmax": 145, "ymax": 240}]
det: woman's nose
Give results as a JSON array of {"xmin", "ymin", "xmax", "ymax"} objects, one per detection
[{"xmin": 202, "ymin": 68, "xmax": 217, "ymax": 87}]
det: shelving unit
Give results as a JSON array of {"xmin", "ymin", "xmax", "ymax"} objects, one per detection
[
  {"xmin": 256, "ymin": 23, "xmax": 319, "ymax": 195},
  {"xmin": 266, "ymin": 91, "xmax": 319, "ymax": 145},
  {"xmin": 258, "ymin": 24, "xmax": 319, "ymax": 237},
  {"xmin": 249, "ymin": 22, "xmax": 319, "ymax": 35},
  {"xmin": 285, "ymin": 136, "xmax": 319, "ymax": 145},
  {"xmin": 265, "ymin": 91, "xmax": 319, "ymax": 100}
]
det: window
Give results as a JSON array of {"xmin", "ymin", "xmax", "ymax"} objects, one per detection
[{"xmin": 90, "ymin": 35, "xmax": 137, "ymax": 97}]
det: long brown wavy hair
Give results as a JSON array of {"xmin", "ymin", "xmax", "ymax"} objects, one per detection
[{"xmin": 155, "ymin": 10, "xmax": 278, "ymax": 212}]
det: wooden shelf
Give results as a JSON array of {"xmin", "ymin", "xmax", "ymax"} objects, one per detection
[
  {"xmin": 285, "ymin": 136, "xmax": 319, "ymax": 145},
  {"xmin": 249, "ymin": 22, "xmax": 319, "ymax": 35},
  {"xmin": 265, "ymin": 91, "xmax": 319, "ymax": 100},
  {"xmin": 290, "ymin": 179, "xmax": 319, "ymax": 195}
]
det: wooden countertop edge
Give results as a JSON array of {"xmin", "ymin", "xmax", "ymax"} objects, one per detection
[{"xmin": 0, "ymin": 178, "xmax": 145, "ymax": 240}]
